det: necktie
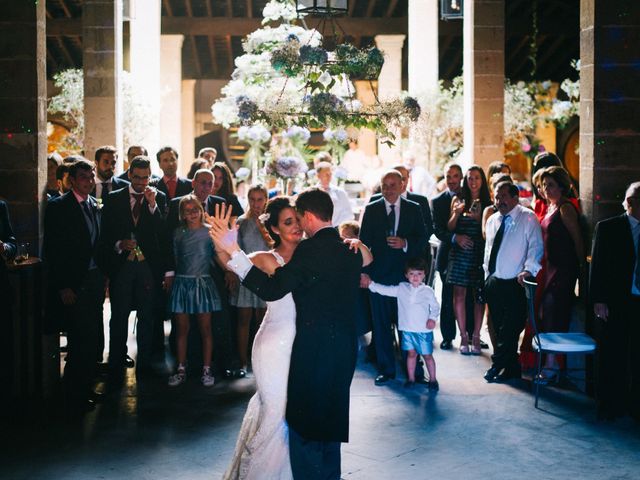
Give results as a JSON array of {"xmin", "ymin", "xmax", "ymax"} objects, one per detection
[
  {"xmin": 388, "ymin": 204, "xmax": 396, "ymax": 236},
  {"xmin": 635, "ymin": 224, "xmax": 640, "ymax": 292},
  {"xmin": 488, "ymin": 214, "xmax": 509, "ymax": 275},
  {"xmin": 101, "ymin": 182, "xmax": 109, "ymax": 201},
  {"xmin": 81, "ymin": 200, "xmax": 98, "ymax": 244},
  {"xmin": 166, "ymin": 178, "xmax": 177, "ymax": 199},
  {"xmin": 132, "ymin": 193, "xmax": 144, "ymax": 224}
]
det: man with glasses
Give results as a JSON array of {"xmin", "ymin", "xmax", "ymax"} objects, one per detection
[{"xmin": 99, "ymin": 156, "xmax": 171, "ymax": 390}]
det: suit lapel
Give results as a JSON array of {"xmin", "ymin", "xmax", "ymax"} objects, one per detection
[
  {"xmin": 397, "ymin": 197, "xmax": 410, "ymax": 236},
  {"xmin": 65, "ymin": 192, "xmax": 92, "ymax": 245}
]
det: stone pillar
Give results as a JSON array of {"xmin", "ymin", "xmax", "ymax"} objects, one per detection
[
  {"xmin": 408, "ymin": 0, "xmax": 439, "ymax": 94},
  {"xmin": 128, "ymin": 0, "xmax": 161, "ymax": 166},
  {"xmin": 579, "ymin": 0, "xmax": 640, "ymax": 225},
  {"xmin": 462, "ymin": 0, "xmax": 504, "ymax": 170},
  {"xmin": 181, "ymin": 79, "xmax": 196, "ymax": 176},
  {"xmin": 160, "ymin": 35, "xmax": 184, "ymax": 159},
  {"xmin": 83, "ymin": 0, "xmax": 123, "ymax": 164},
  {"xmin": 375, "ymin": 34, "xmax": 406, "ymax": 166}
]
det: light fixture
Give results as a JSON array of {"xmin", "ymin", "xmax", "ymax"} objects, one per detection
[
  {"xmin": 441, "ymin": 0, "xmax": 463, "ymax": 20},
  {"xmin": 296, "ymin": 0, "xmax": 348, "ymax": 17}
]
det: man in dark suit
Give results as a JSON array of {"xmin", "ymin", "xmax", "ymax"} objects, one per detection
[
  {"xmin": 430, "ymin": 162, "xmax": 477, "ymax": 350},
  {"xmin": 0, "ymin": 200, "xmax": 17, "ymax": 392},
  {"xmin": 92, "ymin": 145, "xmax": 130, "ymax": 204},
  {"xmin": 590, "ymin": 181, "xmax": 640, "ymax": 421},
  {"xmin": 220, "ymin": 188, "xmax": 363, "ymax": 479},
  {"xmin": 99, "ymin": 156, "xmax": 170, "ymax": 387},
  {"xmin": 155, "ymin": 146, "xmax": 192, "ymax": 203},
  {"xmin": 117, "ymin": 145, "xmax": 161, "ymax": 184},
  {"xmin": 360, "ymin": 170, "xmax": 428, "ymax": 385},
  {"xmin": 44, "ymin": 159, "xmax": 105, "ymax": 413}
]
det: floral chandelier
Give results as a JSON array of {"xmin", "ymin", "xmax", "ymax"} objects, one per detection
[{"xmin": 211, "ymin": 0, "xmax": 421, "ymax": 143}]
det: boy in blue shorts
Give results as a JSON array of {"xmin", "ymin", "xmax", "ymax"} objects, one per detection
[{"xmin": 366, "ymin": 257, "xmax": 440, "ymax": 390}]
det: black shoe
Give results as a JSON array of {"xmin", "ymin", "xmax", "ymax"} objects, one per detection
[
  {"xmin": 403, "ymin": 380, "xmax": 415, "ymax": 388},
  {"xmin": 235, "ymin": 368, "xmax": 247, "ymax": 379},
  {"xmin": 415, "ymin": 377, "xmax": 429, "ymax": 385},
  {"xmin": 375, "ymin": 374, "xmax": 393, "ymax": 386},
  {"xmin": 89, "ymin": 391, "xmax": 106, "ymax": 403},
  {"xmin": 484, "ymin": 366, "xmax": 501, "ymax": 383},
  {"xmin": 440, "ymin": 340, "xmax": 453, "ymax": 350},
  {"xmin": 480, "ymin": 340, "xmax": 490, "ymax": 349},
  {"xmin": 428, "ymin": 380, "xmax": 439, "ymax": 391},
  {"xmin": 496, "ymin": 366, "xmax": 521, "ymax": 382},
  {"xmin": 96, "ymin": 362, "xmax": 109, "ymax": 376},
  {"xmin": 125, "ymin": 355, "xmax": 135, "ymax": 369}
]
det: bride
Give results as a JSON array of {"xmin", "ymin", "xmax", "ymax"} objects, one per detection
[{"xmin": 210, "ymin": 197, "xmax": 372, "ymax": 480}]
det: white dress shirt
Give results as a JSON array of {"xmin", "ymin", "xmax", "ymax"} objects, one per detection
[
  {"xmin": 369, "ymin": 281, "xmax": 440, "ymax": 333},
  {"xmin": 383, "ymin": 197, "xmax": 401, "ymax": 235},
  {"xmin": 483, "ymin": 204, "xmax": 543, "ymax": 280},
  {"xmin": 95, "ymin": 175, "xmax": 113, "ymax": 199},
  {"xmin": 628, "ymin": 213, "xmax": 640, "ymax": 296},
  {"xmin": 321, "ymin": 184, "xmax": 353, "ymax": 226}
]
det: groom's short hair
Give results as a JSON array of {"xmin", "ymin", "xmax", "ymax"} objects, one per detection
[{"xmin": 295, "ymin": 188, "xmax": 333, "ymax": 222}]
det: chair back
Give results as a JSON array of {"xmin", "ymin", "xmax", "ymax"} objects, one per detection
[{"xmin": 523, "ymin": 278, "xmax": 541, "ymax": 340}]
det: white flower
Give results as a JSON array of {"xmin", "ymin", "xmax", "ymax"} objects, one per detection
[
  {"xmin": 284, "ymin": 125, "xmax": 310, "ymax": 142},
  {"xmin": 318, "ymin": 71, "xmax": 332, "ymax": 87},
  {"xmin": 334, "ymin": 166, "xmax": 348, "ymax": 180},
  {"xmin": 235, "ymin": 167, "xmax": 251, "ymax": 179},
  {"xmin": 262, "ymin": 0, "xmax": 299, "ymax": 25}
]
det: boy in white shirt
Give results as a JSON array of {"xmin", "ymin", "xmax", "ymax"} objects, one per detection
[{"xmin": 365, "ymin": 257, "xmax": 441, "ymax": 390}]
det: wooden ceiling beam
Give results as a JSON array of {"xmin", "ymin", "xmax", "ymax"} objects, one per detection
[
  {"xmin": 385, "ymin": 0, "xmax": 399, "ymax": 17},
  {"xmin": 185, "ymin": 0, "xmax": 193, "ymax": 17},
  {"xmin": 507, "ymin": 36, "xmax": 530, "ymax": 65},
  {"xmin": 58, "ymin": 0, "xmax": 72, "ymax": 18},
  {"xmin": 207, "ymin": 35, "xmax": 219, "ymax": 76},
  {"xmin": 226, "ymin": 0, "xmax": 233, "ymax": 17},
  {"xmin": 366, "ymin": 0, "xmax": 377, "ymax": 17},
  {"xmin": 163, "ymin": 0, "xmax": 173, "ymax": 16},
  {"xmin": 56, "ymin": 37, "xmax": 74, "ymax": 66},
  {"xmin": 246, "ymin": 0, "xmax": 253, "ymax": 18},
  {"xmin": 204, "ymin": 0, "xmax": 212, "ymax": 17},
  {"xmin": 189, "ymin": 35, "xmax": 202, "ymax": 77},
  {"xmin": 225, "ymin": 35, "xmax": 234, "ymax": 72},
  {"xmin": 348, "ymin": 0, "xmax": 357, "ymax": 17}
]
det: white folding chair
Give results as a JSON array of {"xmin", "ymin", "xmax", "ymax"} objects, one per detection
[{"xmin": 522, "ymin": 278, "xmax": 597, "ymax": 408}]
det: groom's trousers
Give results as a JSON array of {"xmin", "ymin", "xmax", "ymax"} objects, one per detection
[{"xmin": 289, "ymin": 427, "xmax": 340, "ymax": 480}]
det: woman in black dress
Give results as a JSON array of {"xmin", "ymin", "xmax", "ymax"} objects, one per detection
[
  {"xmin": 447, "ymin": 165, "xmax": 491, "ymax": 355},
  {"xmin": 212, "ymin": 162, "xmax": 244, "ymax": 219}
]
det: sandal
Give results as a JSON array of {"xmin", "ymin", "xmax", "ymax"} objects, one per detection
[
  {"xmin": 471, "ymin": 334, "xmax": 482, "ymax": 356},
  {"xmin": 459, "ymin": 333, "xmax": 471, "ymax": 355}
]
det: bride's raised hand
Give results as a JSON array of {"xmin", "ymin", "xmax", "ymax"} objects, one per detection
[{"xmin": 208, "ymin": 203, "xmax": 240, "ymax": 255}]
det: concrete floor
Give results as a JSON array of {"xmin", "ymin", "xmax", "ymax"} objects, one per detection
[{"xmin": 2, "ymin": 327, "xmax": 640, "ymax": 480}]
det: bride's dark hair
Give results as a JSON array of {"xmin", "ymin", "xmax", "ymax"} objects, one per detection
[{"xmin": 261, "ymin": 196, "xmax": 294, "ymax": 248}]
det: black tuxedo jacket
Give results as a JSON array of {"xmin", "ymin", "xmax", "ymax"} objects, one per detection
[
  {"xmin": 43, "ymin": 192, "xmax": 102, "ymax": 292},
  {"xmin": 370, "ymin": 192, "xmax": 433, "ymax": 239},
  {"xmin": 156, "ymin": 176, "xmax": 192, "ymax": 201},
  {"xmin": 166, "ymin": 193, "xmax": 227, "ymax": 235},
  {"xmin": 91, "ymin": 176, "xmax": 130, "ymax": 203},
  {"xmin": 242, "ymin": 227, "xmax": 362, "ymax": 443},
  {"xmin": 360, "ymin": 196, "xmax": 428, "ymax": 285},
  {"xmin": 431, "ymin": 189, "xmax": 455, "ymax": 273},
  {"xmin": 98, "ymin": 187, "xmax": 169, "ymax": 281},
  {"xmin": 0, "ymin": 200, "xmax": 16, "ymax": 290},
  {"xmin": 590, "ymin": 213, "xmax": 637, "ymax": 306}
]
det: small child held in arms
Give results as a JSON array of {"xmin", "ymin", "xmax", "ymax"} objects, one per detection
[{"xmin": 365, "ymin": 257, "xmax": 440, "ymax": 390}]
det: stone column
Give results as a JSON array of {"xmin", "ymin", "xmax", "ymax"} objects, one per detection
[
  {"xmin": 181, "ymin": 79, "xmax": 196, "ymax": 176},
  {"xmin": 128, "ymin": 0, "xmax": 161, "ymax": 168},
  {"xmin": 160, "ymin": 35, "xmax": 184, "ymax": 158},
  {"xmin": 375, "ymin": 34, "xmax": 406, "ymax": 167},
  {"xmin": 408, "ymin": 0, "xmax": 439, "ymax": 94},
  {"xmin": 83, "ymin": 0, "xmax": 123, "ymax": 164},
  {"xmin": 462, "ymin": 0, "xmax": 504, "ymax": 170},
  {"xmin": 579, "ymin": 0, "xmax": 640, "ymax": 225}
]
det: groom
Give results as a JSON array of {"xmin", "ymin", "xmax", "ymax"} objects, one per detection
[{"xmin": 225, "ymin": 188, "xmax": 363, "ymax": 479}]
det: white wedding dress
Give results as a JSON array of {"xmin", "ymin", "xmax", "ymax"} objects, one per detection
[{"xmin": 223, "ymin": 252, "xmax": 296, "ymax": 480}]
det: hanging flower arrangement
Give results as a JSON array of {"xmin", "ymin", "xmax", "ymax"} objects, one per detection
[{"xmin": 211, "ymin": 0, "xmax": 420, "ymax": 143}]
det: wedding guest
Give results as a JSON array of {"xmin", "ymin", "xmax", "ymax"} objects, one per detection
[
  {"xmin": 0, "ymin": 200, "xmax": 17, "ymax": 391},
  {"xmin": 155, "ymin": 146, "xmax": 192, "ymax": 202},
  {"xmin": 590, "ymin": 181, "xmax": 640, "ymax": 421},
  {"xmin": 530, "ymin": 152, "xmax": 580, "ymax": 219},
  {"xmin": 403, "ymin": 153, "xmax": 436, "ymax": 198},
  {"xmin": 198, "ymin": 147, "xmax": 217, "ymax": 167},
  {"xmin": 360, "ymin": 170, "xmax": 428, "ymax": 385},
  {"xmin": 487, "ymin": 161, "xmax": 511, "ymax": 183},
  {"xmin": 365, "ymin": 257, "xmax": 441, "ymax": 390},
  {"xmin": 117, "ymin": 145, "xmax": 149, "ymax": 181},
  {"xmin": 315, "ymin": 161, "xmax": 353, "ymax": 226},
  {"xmin": 232, "ymin": 184, "xmax": 270, "ymax": 375},
  {"xmin": 44, "ymin": 159, "xmax": 105, "ymax": 413},
  {"xmin": 92, "ymin": 145, "xmax": 130, "ymax": 204},
  {"xmin": 187, "ymin": 159, "xmax": 209, "ymax": 180},
  {"xmin": 99, "ymin": 156, "xmax": 170, "ymax": 388},
  {"xmin": 447, "ymin": 165, "xmax": 491, "ymax": 355},
  {"xmin": 54, "ymin": 162, "xmax": 73, "ymax": 196},
  {"xmin": 483, "ymin": 182, "xmax": 543, "ymax": 383},
  {"xmin": 536, "ymin": 167, "xmax": 585, "ymax": 380},
  {"xmin": 212, "ymin": 162, "xmax": 244, "ymax": 218},
  {"xmin": 46, "ymin": 152, "xmax": 63, "ymax": 199},
  {"xmin": 165, "ymin": 195, "xmax": 220, "ymax": 387}
]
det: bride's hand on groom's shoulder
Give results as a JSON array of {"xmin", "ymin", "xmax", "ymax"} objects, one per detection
[{"xmin": 343, "ymin": 238, "xmax": 362, "ymax": 252}]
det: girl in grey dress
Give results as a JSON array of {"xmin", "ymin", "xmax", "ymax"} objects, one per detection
[{"xmin": 231, "ymin": 185, "xmax": 271, "ymax": 374}]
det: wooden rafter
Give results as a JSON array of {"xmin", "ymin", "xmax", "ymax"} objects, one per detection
[
  {"xmin": 385, "ymin": 0, "xmax": 399, "ymax": 17},
  {"xmin": 58, "ymin": 0, "xmax": 72, "ymax": 18},
  {"xmin": 366, "ymin": 0, "xmax": 377, "ymax": 18},
  {"xmin": 246, "ymin": 0, "xmax": 253, "ymax": 18},
  {"xmin": 537, "ymin": 35, "xmax": 568, "ymax": 71},
  {"xmin": 190, "ymin": 35, "xmax": 202, "ymax": 77},
  {"xmin": 185, "ymin": 0, "xmax": 193, "ymax": 17},
  {"xmin": 226, "ymin": 0, "xmax": 233, "ymax": 17},
  {"xmin": 225, "ymin": 35, "xmax": 234, "ymax": 72},
  {"xmin": 512, "ymin": 35, "xmax": 537, "ymax": 78},
  {"xmin": 507, "ymin": 36, "xmax": 530, "ymax": 65},
  {"xmin": 56, "ymin": 36, "xmax": 74, "ymax": 66},
  {"xmin": 348, "ymin": 0, "xmax": 357, "ymax": 17},
  {"xmin": 204, "ymin": 0, "xmax": 212, "ymax": 17},
  {"xmin": 47, "ymin": 48, "xmax": 60, "ymax": 72},
  {"xmin": 163, "ymin": 0, "xmax": 173, "ymax": 16},
  {"xmin": 207, "ymin": 35, "xmax": 219, "ymax": 76}
]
